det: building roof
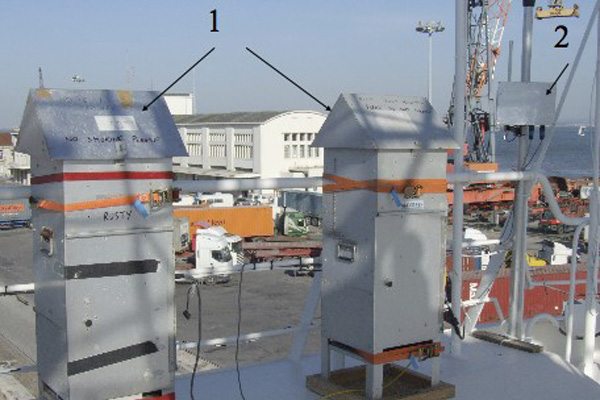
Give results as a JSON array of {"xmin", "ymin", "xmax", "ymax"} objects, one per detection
[
  {"xmin": 173, "ymin": 165, "xmax": 260, "ymax": 179},
  {"xmin": 0, "ymin": 132, "xmax": 12, "ymax": 146},
  {"xmin": 174, "ymin": 111, "xmax": 290, "ymax": 125}
]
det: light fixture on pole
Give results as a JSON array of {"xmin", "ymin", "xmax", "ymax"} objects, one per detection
[{"xmin": 416, "ymin": 21, "xmax": 445, "ymax": 103}]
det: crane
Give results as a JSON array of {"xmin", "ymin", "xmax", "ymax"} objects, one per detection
[
  {"xmin": 536, "ymin": 1, "xmax": 579, "ymax": 19},
  {"xmin": 447, "ymin": 0, "xmax": 512, "ymax": 163}
]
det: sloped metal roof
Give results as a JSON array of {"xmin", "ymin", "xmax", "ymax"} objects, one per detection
[
  {"xmin": 313, "ymin": 94, "xmax": 458, "ymax": 150},
  {"xmin": 174, "ymin": 111, "xmax": 288, "ymax": 125},
  {"xmin": 17, "ymin": 89, "xmax": 188, "ymax": 160}
]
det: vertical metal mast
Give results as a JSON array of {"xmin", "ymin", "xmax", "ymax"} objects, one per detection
[
  {"xmin": 507, "ymin": 40, "xmax": 514, "ymax": 82},
  {"xmin": 429, "ymin": 33, "xmax": 434, "ymax": 102},
  {"xmin": 451, "ymin": 0, "xmax": 468, "ymax": 355},
  {"xmin": 508, "ymin": 0, "xmax": 534, "ymax": 339},
  {"xmin": 583, "ymin": 5, "xmax": 600, "ymax": 376}
]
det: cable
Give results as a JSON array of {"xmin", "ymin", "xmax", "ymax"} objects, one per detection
[
  {"xmin": 235, "ymin": 264, "xmax": 247, "ymax": 400},
  {"xmin": 317, "ymin": 362, "xmax": 412, "ymax": 399},
  {"xmin": 524, "ymin": 140, "xmax": 542, "ymax": 170},
  {"xmin": 185, "ymin": 280, "xmax": 202, "ymax": 400},
  {"xmin": 318, "ymin": 389, "xmax": 362, "ymax": 399},
  {"xmin": 381, "ymin": 362, "xmax": 412, "ymax": 390},
  {"xmin": 522, "ymin": 133, "xmax": 534, "ymax": 169},
  {"xmin": 444, "ymin": 298, "xmax": 465, "ymax": 340}
]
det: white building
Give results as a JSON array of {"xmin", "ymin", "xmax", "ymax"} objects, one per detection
[
  {"xmin": 0, "ymin": 132, "xmax": 12, "ymax": 178},
  {"xmin": 173, "ymin": 111, "xmax": 327, "ymax": 180},
  {"xmin": 10, "ymin": 144, "xmax": 31, "ymax": 185},
  {"xmin": 0, "ymin": 130, "xmax": 30, "ymax": 185},
  {"xmin": 164, "ymin": 93, "xmax": 194, "ymax": 116}
]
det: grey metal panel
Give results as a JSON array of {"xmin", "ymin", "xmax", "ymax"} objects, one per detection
[
  {"xmin": 321, "ymin": 150, "xmax": 378, "ymax": 352},
  {"xmin": 37, "ymin": 316, "xmax": 69, "ymax": 399},
  {"xmin": 313, "ymin": 94, "xmax": 458, "ymax": 150},
  {"xmin": 496, "ymin": 82, "xmax": 557, "ymax": 125},
  {"xmin": 17, "ymin": 89, "xmax": 188, "ymax": 160},
  {"xmin": 373, "ymin": 212, "xmax": 445, "ymax": 351},
  {"xmin": 64, "ymin": 235, "xmax": 172, "ymax": 399}
]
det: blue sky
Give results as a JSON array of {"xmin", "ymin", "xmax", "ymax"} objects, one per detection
[{"xmin": 0, "ymin": 1, "xmax": 597, "ymax": 127}]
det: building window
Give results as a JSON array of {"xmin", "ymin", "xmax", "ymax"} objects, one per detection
[
  {"xmin": 308, "ymin": 147, "xmax": 313, "ymax": 157},
  {"xmin": 284, "ymin": 134, "xmax": 290, "ymax": 141},
  {"xmin": 300, "ymin": 133, "xmax": 305, "ymax": 141},
  {"xmin": 300, "ymin": 145, "xmax": 305, "ymax": 158},
  {"xmin": 292, "ymin": 145, "xmax": 298, "ymax": 158},
  {"xmin": 315, "ymin": 148, "xmax": 320, "ymax": 157},
  {"xmin": 292, "ymin": 133, "xmax": 298, "ymax": 141},
  {"xmin": 307, "ymin": 133, "xmax": 313, "ymax": 142},
  {"xmin": 284, "ymin": 145, "xmax": 290, "ymax": 159}
]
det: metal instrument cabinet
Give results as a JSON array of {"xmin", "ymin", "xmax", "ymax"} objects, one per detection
[
  {"xmin": 314, "ymin": 93, "xmax": 457, "ymax": 356},
  {"xmin": 17, "ymin": 89, "xmax": 187, "ymax": 399}
]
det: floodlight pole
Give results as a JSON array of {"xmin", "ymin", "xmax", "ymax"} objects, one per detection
[{"xmin": 416, "ymin": 21, "xmax": 445, "ymax": 103}]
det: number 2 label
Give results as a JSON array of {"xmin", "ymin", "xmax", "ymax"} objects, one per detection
[{"xmin": 555, "ymin": 25, "xmax": 568, "ymax": 48}]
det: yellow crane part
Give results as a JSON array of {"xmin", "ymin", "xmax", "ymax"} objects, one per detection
[
  {"xmin": 536, "ymin": 1, "xmax": 579, "ymax": 19},
  {"xmin": 505, "ymin": 251, "xmax": 547, "ymax": 267},
  {"xmin": 527, "ymin": 254, "xmax": 547, "ymax": 267}
]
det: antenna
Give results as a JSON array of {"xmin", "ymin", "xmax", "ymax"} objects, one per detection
[
  {"xmin": 126, "ymin": 49, "xmax": 135, "ymax": 89},
  {"xmin": 38, "ymin": 67, "xmax": 45, "ymax": 89},
  {"xmin": 126, "ymin": 66, "xmax": 135, "ymax": 90}
]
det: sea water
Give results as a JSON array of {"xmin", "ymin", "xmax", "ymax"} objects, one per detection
[{"xmin": 493, "ymin": 125, "xmax": 594, "ymax": 178}]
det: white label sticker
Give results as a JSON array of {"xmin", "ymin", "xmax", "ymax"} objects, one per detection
[
  {"xmin": 95, "ymin": 116, "xmax": 138, "ymax": 131},
  {"xmin": 400, "ymin": 199, "xmax": 425, "ymax": 210}
]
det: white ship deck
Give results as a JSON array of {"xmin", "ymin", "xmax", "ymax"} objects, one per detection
[{"xmin": 175, "ymin": 331, "xmax": 600, "ymax": 399}]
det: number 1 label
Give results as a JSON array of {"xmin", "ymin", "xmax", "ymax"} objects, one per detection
[{"xmin": 210, "ymin": 9, "xmax": 219, "ymax": 32}]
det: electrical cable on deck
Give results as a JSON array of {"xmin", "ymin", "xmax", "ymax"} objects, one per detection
[
  {"xmin": 235, "ymin": 264, "xmax": 247, "ymax": 400},
  {"xmin": 316, "ymin": 361, "xmax": 413, "ymax": 399},
  {"xmin": 183, "ymin": 280, "xmax": 202, "ymax": 400}
]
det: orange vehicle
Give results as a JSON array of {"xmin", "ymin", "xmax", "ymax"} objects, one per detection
[{"xmin": 173, "ymin": 205, "xmax": 273, "ymax": 238}]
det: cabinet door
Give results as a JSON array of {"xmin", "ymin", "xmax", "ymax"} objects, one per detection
[{"xmin": 374, "ymin": 212, "xmax": 445, "ymax": 350}]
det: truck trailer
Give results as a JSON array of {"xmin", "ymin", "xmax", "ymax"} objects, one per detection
[
  {"xmin": 0, "ymin": 198, "xmax": 31, "ymax": 229},
  {"xmin": 173, "ymin": 205, "xmax": 273, "ymax": 238}
]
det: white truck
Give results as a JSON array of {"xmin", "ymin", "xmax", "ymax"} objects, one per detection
[
  {"xmin": 175, "ymin": 226, "xmax": 243, "ymax": 283},
  {"xmin": 538, "ymin": 240, "xmax": 577, "ymax": 265}
]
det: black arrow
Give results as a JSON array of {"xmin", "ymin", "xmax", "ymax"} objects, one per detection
[
  {"xmin": 546, "ymin": 63, "xmax": 569, "ymax": 95},
  {"xmin": 143, "ymin": 47, "xmax": 216, "ymax": 111},
  {"xmin": 246, "ymin": 47, "xmax": 331, "ymax": 111}
]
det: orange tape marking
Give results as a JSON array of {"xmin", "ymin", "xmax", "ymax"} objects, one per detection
[
  {"xmin": 323, "ymin": 174, "xmax": 447, "ymax": 194},
  {"xmin": 37, "ymin": 193, "xmax": 160, "ymax": 212},
  {"xmin": 354, "ymin": 342, "xmax": 444, "ymax": 365}
]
